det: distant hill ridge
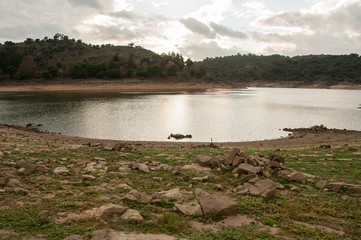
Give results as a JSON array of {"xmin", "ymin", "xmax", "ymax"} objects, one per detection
[
  {"xmin": 1, "ymin": 34, "xmax": 360, "ymax": 86},
  {"xmin": 0, "ymin": 33, "xmax": 205, "ymax": 80},
  {"xmin": 200, "ymin": 53, "xmax": 361, "ymax": 85}
]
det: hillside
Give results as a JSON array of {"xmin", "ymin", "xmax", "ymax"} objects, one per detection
[
  {"xmin": 0, "ymin": 34, "xmax": 205, "ymax": 81},
  {"xmin": 200, "ymin": 54, "xmax": 361, "ymax": 86}
]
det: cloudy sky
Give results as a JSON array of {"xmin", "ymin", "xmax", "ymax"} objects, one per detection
[{"xmin": 0, "ymin": 0, "xmax": 360, "ymax": 60}]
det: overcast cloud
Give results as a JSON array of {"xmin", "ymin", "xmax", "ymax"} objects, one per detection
[{"xmin": 0, "ymin": 0, "xmax": 360, "ymax": 60}]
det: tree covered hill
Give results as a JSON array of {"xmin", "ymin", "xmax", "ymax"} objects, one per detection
[
  {"xmin": 0, "ymin": 33, "xmax": 205, "ymax": 80},
  {"xmin": 200, "ymin": 53, "xmax": 361, "ymax": 85}
]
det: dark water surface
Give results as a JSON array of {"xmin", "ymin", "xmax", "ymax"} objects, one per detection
[{"xmin": 0, "ymin": 88, "xmax": 360, "ymax": 142}]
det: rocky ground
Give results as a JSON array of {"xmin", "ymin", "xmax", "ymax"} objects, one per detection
[{"xmin": 0, "ymin": 125, "xmax": 360, "ymax": 240}]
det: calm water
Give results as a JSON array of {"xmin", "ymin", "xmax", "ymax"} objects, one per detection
[{"xmin": 0, "ymin": 88, "xmax": 360, "ymax": 142}]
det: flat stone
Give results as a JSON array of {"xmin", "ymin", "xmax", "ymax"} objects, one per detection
[
  {"xmin": 248, "ymin": 179, "xmax": 277, "ymax": 199},
  {"xmin": 175, "ymin": 201, "xmax": 203, "ymax": 216},
  {"xmin": 234, "ymin": 163, "xmax": 261, "ymax": 175},
  {"xmin": 181, "ymin": 163, "xmax": 212, "ymax": 173},
  {"xmin": 53, "ymin": 167, "xmax": 69, "ymax": 175},
  {"xmin": 104, "ymin": 143, "xmax": 118, "ymax": 151},
  {"xmin": 121, "ymin": 209, "xmax": 143, "ymax": 222},
  {"xmin": 198, "ymin": 192, "xmax": 239, "ymax": 217},
  {"xmin": 194, "ymin": 188, "xmax": 210, "ymax": 198},
  {"xmin": 82, "ymin": 175, "xmax": 96, "ymax": 180},
  {"xmin": 288, "ymin": 172, "xmax": 305, "ymax": 183},
  {"xmin": 154, "ymin": 188, "xmax": 183, "ymax": 201},
  {"xmin": 130, "ymin": 190, "xmax": 152, "ymax": 203},
  {"xmin": 95, "ymin": 204, "xmax": 127, "ymax": 217}
]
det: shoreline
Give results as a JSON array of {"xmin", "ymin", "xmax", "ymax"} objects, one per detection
[
  {"xmin": 2, "ymin": 124, "xmax": 361, "ymax": 149},
  {"xmin": 0, "ymin": 79, "xmax": 360, "ymax": 92}
]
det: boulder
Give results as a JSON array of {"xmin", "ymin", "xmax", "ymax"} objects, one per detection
[
  {"xmin": 120, "ymin": 209, "xmax": 143, "ymax": 222},
  {"xmin": 233, "ymin": 163, "xmax": 261, "ymax": 175},
  {"xmin": 104, "ymin": 143, "xmax": 118, "ymax": 151},
  {"xmin": 175, "ymin": 201, "xmax": 203, "ymax": 216},
  {"xmin": 231, "ymin": 156, "xmax": 242, "ymax": 167},
  {"xmin": 95, "ymin": 204, "xmax": 127, "ymax": 217},
  {"xmin": 130, "ymin": 163, "xmax": 150, "ymax": 173},
  {"xmin": 130, "ymin": 190, "xmax": 152, "ymax": 203},
  {"xmin": 198, "ymin": 192, "xmax": 239, "ymax": 217},
  {"xmin": 82, "ymin": 175, "xmax": 96, "ymax": 180},
  {"xmin": 241, "ymin": 174, "xmax": 257, "ymax": 182},
  {"xmin": 225, "ymin": 148, "xmax": 240, "ymax": 165},
  {"xmin": 288, "ymin": 172, "xmax": 305, "ymax": 183},
  {"xmin": 197, "ymin": 155, "xmax": 217, "ymax": 167},
  {"xmin": 248, "ymin": 179, "xmax": 277, "ymax": 199},
  {"xmin": 53, "ymin": 167, "xmax": 69, "ymax": 175},
  {"xmin": 154, "ymin": 188, "xmax": 182, "ymax": 201},
  {"xmin": 268, "ymin": 153, "xmax": 285, "ymax": 164},
  {"xmin": 6, "ymin": 178, "xmax": 21, "ymax": 187},
  {"xmin": 16, "ymin": 160, "xmax": 46, "ymax": 175},
  {"xmin": 0, "ymin": 172, "xmax": 9, "ymax": 186}
]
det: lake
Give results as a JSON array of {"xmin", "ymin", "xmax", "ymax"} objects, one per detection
[{"xmin": 0, "ymin": 88, "xmax": 360, "ymax": 142}]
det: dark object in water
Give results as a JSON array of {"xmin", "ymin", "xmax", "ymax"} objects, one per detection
[{"xmin": 168, "ymin": 133, "xmax": 192, "ymax": 140}]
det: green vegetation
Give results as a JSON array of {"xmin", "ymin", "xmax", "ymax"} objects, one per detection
[
  {"xmin": 0, "ymin": 127, "xmax": 360, "ymax": 239},
  {"xmin": 200, "ymin": 53, "xmax": 361, "ymax": 85},
  {"xmin": 0, "ymin": 33, "xmax": 206, "ymax": 81}
]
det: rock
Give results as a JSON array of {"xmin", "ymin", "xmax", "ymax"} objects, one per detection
[
  {"xmin": 181, "ymin": 163, "xmax": 212, "ymax": 173},
  {"xmin": 192, "ymin": 176, "xmax": 209, "ymax": 182},
  {"xmin": 199, "ymin": 192, "xmax": 239, "ymax": 217},
  {"xmin": 288, "ymin": 172, "xmax": 305, "ymax": 183},
  {"xmin": 267, "ymin": 161, "xmax": 281, "ymax": 168},
  {"xmin": 90, "ymin": 230, "xmax": 127, "ymax": 240},
  {"xmin": 154, "ymin": 188, "xmax": 182, "ymax": 201},
  {"xmin": 248, "ymin": 177, "xmax": 260, "ymax": 184},
  {"xmin": 241, "ymin": 174, "xmax": 257, "ymax": 182},
  {"xmin": 330, "ymin": 182, "xmax": 344, "ymax": 192},
  {"xmin": 194, "ymin": 188, "xmax": 210, "ymax": 198},
  {"xmin": 82, "ymin": 175, "xmax": 96, "ymax": 180},
  {"xmin": 121, "ymin": 209, "xmax": 143, "ymax": 222},
  {"xmin": 16, "ymin": 160, "xmax": 46, "ymax": 175},
  {"xmin": 130, "ymin": 163, "xmax": 150, "ymax": 173},
  {"xmin": 268, "ymin": 153, "xmax": 285, "ymax": 164},
  {"xmin": 0, "ymin": 172, "xmax": 9, "ymax": 186},
  {"xmin": 197, "ymin": 155, "xmax": 217, "ymax": 167},
  {"xmin": 53, "ymin": 167, "xmax": 69, "ymax": 175},
  {"xmin": 64, "ymin": 235, "xmax": 84, "ymax": 240},
  {"xmin": 104, "ymin": 143, "xmax": 118, "ymax": 151},
  {"xmin": 344, "ymin": 184, "xmax": 361, "ymax": 193},
  {"xmin": 233, "ymin": 163, "xmax": 261, "ymax": 175},
  {"xmin": 213, "ymin": 184, "xmax": 223, "ymax": 190},
  {"xmin": 315, "ymin": 180, "xmax": 327, "ymax": 189},
  {"xmin": 290, "ymin": 186, "xmax": 300, "ymax": 192},
  {"xmin": 231, "ymin": 156, "xmax": 242, "ymax": 167},
  {"xmin": 248, "ymin": 179, "xmax": 277, "ymax": 199},
  {"xmin": 107, "ymin": 165, "xmax": 120, "ymax": 172},
  {"xmin": 225, "ymin": 148, "xmax": 240, "ymax": 165},
  {"xmin": 118, "ymin": 184, "xmax": 133, "ymax": 191},
  {"xmin": 95, "ymin": 204, "xmax": 127, "ymax": 217},
  {"xmin": 122, "ymin": 194, "xmax": 137, "ymax": 201},
  {"xmin": 262, "ymin": 171, "xmax": 272, "ymax": 178},
  {"xmin": 6, "ymin": 178, "xmax": 21, "ymax": 187},
  {"xmin": 130, "ymin": 190, "xmax": 152, "ymax": 203},
  {"xmin": 175, "ymin": 201, "xmax": 203, "ymax": 216}
]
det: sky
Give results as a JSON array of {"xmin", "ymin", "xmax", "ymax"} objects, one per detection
[{"xmin": 0, "ymin": 0, "xmax": 360, "ymax": 60}]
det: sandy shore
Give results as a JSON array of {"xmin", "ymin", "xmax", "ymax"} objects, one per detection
[
  {"xmin": 2, "ymin": 124, "xmax": 361, "ymax": 150},
  {"xmin": 0, "ymin": 79, "xmax": 244, "ymax": 92},
  {"xmin": 0, "ymin": 79, "xmax": 360, "ymax": 92}
]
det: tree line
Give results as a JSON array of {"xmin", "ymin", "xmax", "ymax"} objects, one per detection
[
  {"xmin": 200, "ymin": 53, "xmax": 361, "ymax": 84},
  {"xmin": 0, "ymin": 34, "xmax": 206, "ymax": 81}
]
